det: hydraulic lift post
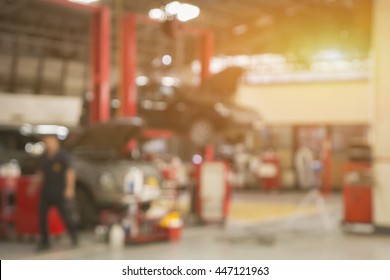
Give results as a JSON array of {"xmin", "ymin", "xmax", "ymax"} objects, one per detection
[{"xmin": 40, "ymin": 0, "xmax": 111, "ymax": 125}]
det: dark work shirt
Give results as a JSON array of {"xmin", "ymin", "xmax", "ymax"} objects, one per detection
[{"xmin": 40, "ymin": 150, "xmax": 72, "ymax": 198}]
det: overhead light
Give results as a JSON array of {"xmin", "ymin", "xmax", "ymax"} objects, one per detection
[
  {"xmin": 111, "ymin": 99, "xmax": 121, "ymax": 109},
  {"xmin": 136, "ymin": 76, "xmax": 149, "ymax": 86},
  {"xmin": 161, "ymin": 76, "xmax": 179, "ymax": 87},
  {"xmin": 162, "ymin": 54, "xmax": 172, "ymax": 66},
  {"xmin": 176, "ymin": 3, "xmax": 200, "ymax": 22},
  {"xmin": 166, "ymin": 1, "xmax": 181, "ymax": 15},
  {"xmin": 149, "ymin": 8, "xmax": 166, "ymax": 21},
  {"xmin": 314, "ymin": 50, "xmax": 345, "ymax": 61},
  {"xmin": 149, "ymin": 2, "xmax": 200, "ymax": 22},
  {"xmin": 68, "ymin": 0, "xmax": 99, "ymax": 4}
]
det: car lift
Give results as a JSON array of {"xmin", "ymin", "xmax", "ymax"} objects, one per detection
[{"xmin": 40, "ymin": 0, "xmax": 111, "ymax": 125}]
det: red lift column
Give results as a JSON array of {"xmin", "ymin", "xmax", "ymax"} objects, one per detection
[
  {"xmin": 200, "ymin": 31, "xmax": 214, "ymax": 85},
  {"xmin": 120, "ymin": 14, "xmax": 137, "ymax": 117},
  {"xmin": 39, "ymin": 1, "xmax": 111, "ymax": 125},
  {"xmin": 90, "ymin": 7, "xmax": 111, "ymax": 124}
]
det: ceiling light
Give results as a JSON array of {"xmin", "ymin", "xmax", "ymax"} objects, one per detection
[
  {"xmin": 161, "ymin": 77, "xmax": 179, "ymax": 87},
  {"xmin": 136, "ymin": 76, "xmax": 149, "ymax": 86},
  {"xmin": 111, "ymin": 99, "xmax": 121, "ymax": 109},
  {"xmin": 149, "ymin": 2, "xmax": 200, "ymax": 23},
  {"xmin": 315, "ymin": 50, "xmax": 345, "ymax": 61},
  {"xmin": 149, "ymin": 8, "xmax": 166, "ymax": 21},
  {"xmin": 176, "ymin": 3, "xmax": 200, "ymax": 22},
  {"xmin": 166, "ymin": 1, "xmax": 181, "ymax": 15},
  {"xmin": 162, "ymin": 54, "xmax": 172, "ymax": 66}
]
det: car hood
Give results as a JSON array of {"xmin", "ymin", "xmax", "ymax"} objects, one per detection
[
  {"xmin": 68, "ymin": 117, "xmax": 144, "ymax": 150},
  {"xmin": 201, "ymin": 66, "xmax": 245, "ymax": 97}
]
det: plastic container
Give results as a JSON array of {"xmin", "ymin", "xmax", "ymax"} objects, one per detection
[
  {"xmin": 167, "ymin": 219, "xmax": 183, "ymax": 241},
  {"xmin": 109, "ymin": 223, "xmax": 125, "ymax": 248},
  {"xmin": 123, "ymin": 168, "xmax": 144, "ymax": 195}
]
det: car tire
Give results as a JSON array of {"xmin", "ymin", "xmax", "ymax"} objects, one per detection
[
  {"xmin": 74, "ymin": 187, "xmax": 98, "ymax": 229},
  {"xmin": 189, "ymin": 119, "xmax": 214, "ymax": 147}
]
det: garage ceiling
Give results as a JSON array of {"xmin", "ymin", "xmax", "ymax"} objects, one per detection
[
  {"xmin": 106, "ymin": 0, "xmax": 371, "ymax": 60},
  {"xmin": 0, "ymin": 0, "xmax": 371, "ymax": 95}
]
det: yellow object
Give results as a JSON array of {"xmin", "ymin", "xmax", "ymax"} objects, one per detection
[
  {"xmin": 159, "ymin": 211, "xmax": 181, "ymax": 228},
  {"xmin": 146, "ymin": 177, "xmax": 159, "ymax": 187},
  {"xmin": 52, "ymin": 162, "xmax": 62, "ymax": 173}
]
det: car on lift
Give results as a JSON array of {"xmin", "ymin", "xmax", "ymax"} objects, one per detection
[
  {"xmin": 137, "ymin": 67, "xmax": 262, "ymax": 147},
  {"xmin": 0, "ymin": 118, "xmax": 163, "ymax": 227}
]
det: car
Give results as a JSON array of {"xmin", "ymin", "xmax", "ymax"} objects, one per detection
[
  {"xmin": 137, "ymin": 67, "xmax": 262, "ymax": 147},
  {"xmin": 0, "ymin": 118, "xmax": 163, "ymax": 227}
]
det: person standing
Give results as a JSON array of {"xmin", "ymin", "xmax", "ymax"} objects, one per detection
[
  {"xmin": 294, "ymin": 144, "xmax": 315, "ymax": 190},
  {"xmin": 30, "ymin": 134, "xmax": 78, "ymax": 251}
]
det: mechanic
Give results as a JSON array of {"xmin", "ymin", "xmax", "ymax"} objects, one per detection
[{"xmin": 30, "ymin": 134, "xmax": 78, "ymax": 251}]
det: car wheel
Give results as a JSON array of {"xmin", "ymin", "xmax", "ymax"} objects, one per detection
[
  {"xmin": 74, "ymin": 187, "xmax": 97, "ymax": 229},
  {"xmin": 189, "ymin": 119, "xmax": 214, "ymax": 147}
]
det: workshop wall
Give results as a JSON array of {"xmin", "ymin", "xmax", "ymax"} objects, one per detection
[{"xmin": 236, "ymin": 80, "xmax": 370, "ymax": 125}]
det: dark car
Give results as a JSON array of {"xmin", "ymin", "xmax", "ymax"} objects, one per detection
[
  {"xmin": 0, "ymin": 118, "xmax": 163, "ymax": 227},
  {"xmin": 137, "ymin": 83, "xmax": 262, "ymax": 147}
]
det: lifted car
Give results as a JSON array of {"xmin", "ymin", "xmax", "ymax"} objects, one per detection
[
  {"xmin": 136, "ymin": 67, "xmax": 262, "ymax": 147},
  {"xmin": 138, "ymin": 84, "xmax": 262, "ymax": 147}
]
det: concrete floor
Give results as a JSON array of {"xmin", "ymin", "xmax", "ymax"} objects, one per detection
[{"xmin": 1, "ymin": 192, "xmax": 390, "ymax": 260}]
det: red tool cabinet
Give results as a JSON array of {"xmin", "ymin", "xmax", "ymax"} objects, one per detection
[
  {"xmin": 0, "ymin": 176, "xmax": 65, "ymax": 238},
  {"xmin": 343, "ymin": 162, "xmax": 372, "ymax": 224}
]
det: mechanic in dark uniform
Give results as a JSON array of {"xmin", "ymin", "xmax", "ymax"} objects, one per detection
[{"xmin": 30, "ymin": 134, "xmax": 78, "ymax": 251}]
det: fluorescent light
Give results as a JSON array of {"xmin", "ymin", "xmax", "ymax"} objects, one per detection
[
  {"xmin": 176, "ymin": 3, "xmax": 200, "ymax": 22},
  {"xmin": 162, "ymin": 54, "xmax": 172, "ymax": 66},
  {"xmin": 149, "ymin": 8, "xmax": 166, "ymax": 21}
]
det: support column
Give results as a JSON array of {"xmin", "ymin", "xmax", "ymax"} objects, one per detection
[
  {"xmin": 120, "ymin": 13, "xmax": 137, "ymax": 117},
  {"xmin": 372, "ymin": 0, "xmax": 390, "ymax": 229},
  {"xmin": 200, "ymin": 31, "xmax": 214, "ymax": 85},
  {"xmin": 90, "ymin": 7, "xmax": 111, "ymax": 124}
]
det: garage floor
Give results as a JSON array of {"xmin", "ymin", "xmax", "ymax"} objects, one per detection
[{"xmin": 1, "ymin": 193, "xmax": 390, "ymax": 260}]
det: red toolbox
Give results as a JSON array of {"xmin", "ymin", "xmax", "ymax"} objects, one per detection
[
  {"xmin": 15, "ymin": 176, "xmax": 65, "ymax": 237},
  {"xmin": 0, "ymin": 177, "xmax": 18, "ymax": 236},
  {"xmin": 343, "ymin": 162, "xmax": 372, "ymax": 224},
  {"xmin": 0, "ymin": 176, "xmax": 65, "ymax": 237}
]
